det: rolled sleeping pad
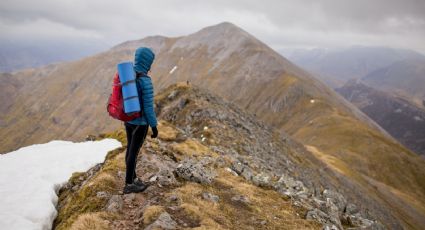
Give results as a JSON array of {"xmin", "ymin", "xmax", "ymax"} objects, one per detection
[{"xmin": 117, "ymin": 61, "xmax": 141, "ymax": 114}]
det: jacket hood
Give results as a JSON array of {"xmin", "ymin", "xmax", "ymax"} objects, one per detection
[{"xmin": 134, "ymin": 47, "xmax": 155, "ymax": 74}]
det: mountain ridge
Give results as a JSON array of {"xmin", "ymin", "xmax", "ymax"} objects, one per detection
[
  {"xmin": 55, "ymin": 83, "xmax": 387, "ymax": 229},
  {"xmin": 283, "ymin": 46, "xmax": 425, "ymax": 88},
  {"xmin": 363, "ymin": 58, "xmax": 425, "ymax": 107}
]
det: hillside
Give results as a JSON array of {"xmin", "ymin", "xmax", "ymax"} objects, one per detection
[
  {"xmin": 363, "ymin": 58, "xmax": 425, "ymax": 108},
  {"xmin": 0, "ymin": 73, "xmax": 22, "ymax": 119},
  {"xmin": 55, "ymin": 84, "xmax": 385, "ymax": 229},
  {"xmin": 2, "ymin": 22, "xmax": 425, "ymax": 229},
  {"xmin": 283, "ymin": 46, "xmax": 424, "ymax": 88},
  {"xmin": 336, "ymin": 80, "xmax": 425, "ymax": 156}
]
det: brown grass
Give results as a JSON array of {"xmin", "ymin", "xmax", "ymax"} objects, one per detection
[
  {"xmin": 170, "ymin": 138, "xmax": 218, "ymax": 160},
  {"xmin": 173, "ymin": 169, "xmax": 321, "ymax": 229},
  {"xmin": 157, "ymin": 120, "xmax": 179, "ymax": 141},
  {"xmin": 69, "ymin": 212, "xmax": 110, "ymax": 230},
  {"xmin": 143, "ymin": 205, "xmax": 165, "ymax": 225}
]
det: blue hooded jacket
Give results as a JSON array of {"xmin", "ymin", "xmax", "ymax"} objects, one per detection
[{"xmin": 127, "ymin": 47, "xmax": 158, "ymax": 127}]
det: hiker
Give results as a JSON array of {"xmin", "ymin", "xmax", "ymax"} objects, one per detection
[{"xmin": 123, "ymin": 47, "xmax": 158, "ymax": 194}]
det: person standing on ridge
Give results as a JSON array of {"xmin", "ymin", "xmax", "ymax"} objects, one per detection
[{"xmin": 123, "ymin": 47, "xmax": 158, "ymax": 194}]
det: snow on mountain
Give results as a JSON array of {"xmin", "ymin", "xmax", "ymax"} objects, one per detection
[{"xmin": 0, "ymin": 139, "xmax": 121, "ymax": 230}]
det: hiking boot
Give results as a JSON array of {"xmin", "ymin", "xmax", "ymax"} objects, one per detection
[
  {"xmin": 134, "ymin": 178, "xmax": 149, "ymax": 187},
  {"xmin": 123, "ymin": 183, "xmax": 148, "ymax": 194}
]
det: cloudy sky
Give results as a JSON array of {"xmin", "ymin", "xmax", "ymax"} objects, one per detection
[{"xmin": 1, "ymin": 0, "xmax": 424, "ymax": 54}]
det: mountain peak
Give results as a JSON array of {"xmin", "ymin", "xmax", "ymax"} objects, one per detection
[
  {"xmin": 206, "ymin": 21, "xmax": 241, "ymax": 31},
  {"xmin": 183, "ymin": 21, "xmax": 254, "ymax": 43}
]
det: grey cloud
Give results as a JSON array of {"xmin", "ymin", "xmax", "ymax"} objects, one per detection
[{"xmin": 0, "ymin": 0, "xmax": 424, "ymax": 53}]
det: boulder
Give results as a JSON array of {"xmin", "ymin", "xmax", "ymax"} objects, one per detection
[
  {"xmin": 145, "ymin": 212, "xmax": 177, "ymax": 230},
  {"xmin": 241, "ymin": 166, "xmax": 254, "ymax": 181},
  {"xmin": 175, "ymin": 158, "xmax": 216, "ymax": 184},
  {"xmin": 157, "ymin": 168, "xmax": 178, "ymax": 186},
  {"xmin": 322, "ymin": 189, "xmax": 347, "ymax": 213},
  {"xmin": 344, "ymin": 202, "xmax": 359, "ymax": 215},
  {"xmin": 231, "ymin": 161, "xmax": 245, "ymax": 174},
  {"xmin": 106, "ymin": 195, "xmax": 123, "ymax": 212},
  {"xmin": 306, "ymin": 208, "xmax": 330, "ymax": 225},
  {"xmin": 274, "ymin": 174, "xmax": 308, "ymax": 197},
  {"xmin": 230, "ymin": 161, "xmax": 254, "ymax": 181},
  {"xmin": 306, "ymin": 205, "xmax": 342, "ymax": 230},
  {"xmin": 342, "ymin": 213, "xmax": 384, "ymax": 229},
  {"xmin": 323, "ymin": 198, "xmax": 342, "ymax": 229},
  {"xmin": 252, "ymin": 172, "xmax": 272, "ymax": 187}
]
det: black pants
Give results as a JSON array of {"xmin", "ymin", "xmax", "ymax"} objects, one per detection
[{"xmin": 124, "ymin": 123, "xmax": 148, "ymax": 184}]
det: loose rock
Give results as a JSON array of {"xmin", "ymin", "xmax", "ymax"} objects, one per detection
[
  {"xmin": 175, "ymin": 158, "xmax": 216, "ymax": 184},
  {"xmin": 145, "ymin": 212, "xmax": 177, "ymax": 230},
  {"xmin": 252, "ymin": 172, "xmax": 271, "ymax": 187},
  {"xmin": 106, "ymin": 195, "xmax": 123, "ymax": 212},
  {"xmin": 231, "ymin": 195, "xmax": 250, "ymax": 204},
  {"xmin": 202, "ymin": 192, "xmax": 220, "ymax": 202}
]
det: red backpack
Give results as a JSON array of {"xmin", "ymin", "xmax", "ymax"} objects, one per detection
[{"xmin": 107, "ymin": 72, "xmax": 141, "ymax": 121}]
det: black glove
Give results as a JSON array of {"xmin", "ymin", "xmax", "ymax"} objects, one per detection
[{"xmin": 151, "ymin": 126, "xmax": 158, "ymax": 138}]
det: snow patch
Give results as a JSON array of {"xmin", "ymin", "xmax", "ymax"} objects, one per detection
[
  {"xmin": 0, "ymin": 139, "xmax": 121, "ymax": 230},
  {"xmin": 169, "ymin": 66, "xmax": 178, "ymax": 74}
]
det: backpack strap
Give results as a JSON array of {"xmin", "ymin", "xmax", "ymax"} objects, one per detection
[
  {"xmin": 121, "ymin": 79, "xmax": 136, "ymax": 86},
  {"xmin": 136, "ymin": 72, "xmax": 150, "ymax": 78}
]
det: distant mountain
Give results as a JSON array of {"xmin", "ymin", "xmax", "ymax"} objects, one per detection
[
  {"xmin": 283, "ymin": 46, "xmax": 424, "ymax": 87},
  {"xmin": 363, "ymin": 58, "xmax": 425, "ymax": 108},
  {"xmin": 0, "ymin": 40, "xmax": 106, "ymax": 72},
  {"xmin": 336, "ymin": 80, "xmax": 425, "ymax": 156},
  {"xmin": 2, "ymin": 22, "xmax": 425, "ymax": 229}
]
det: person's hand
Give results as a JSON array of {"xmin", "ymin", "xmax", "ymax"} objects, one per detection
[{"xmin": 151, "ymin": 126, "xmax": 158, "ymax": 138}]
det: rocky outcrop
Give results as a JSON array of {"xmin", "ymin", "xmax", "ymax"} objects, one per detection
[
  {"xmin": 55, "ymin": 85, "xmax": 393, "ymax": 230},
  {"xmin": 175, "ymin": 157, "xmax": 216, "ymax": 184}
]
